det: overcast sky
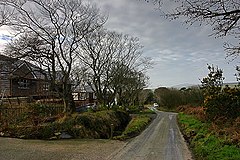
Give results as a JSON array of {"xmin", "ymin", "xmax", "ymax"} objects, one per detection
[
  {"xmin": 0, "ymin": 0, "xmax": 238, "ymax": 88},
  {"xmin": 92, "ymin": 0, "xmax": 239, "ymax": 88}
]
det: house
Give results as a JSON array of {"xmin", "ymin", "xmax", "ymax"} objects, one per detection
[
  {"xmin": 0, "ymin": 54, "xmax": 49, "ymax": 98},
  {"xmin": 72, "ymin": 83, "xmax": 97, "ymax": 107},
  {"xmin": 0, "ymin": 54, "xmax": 98, "ymax": 107}
]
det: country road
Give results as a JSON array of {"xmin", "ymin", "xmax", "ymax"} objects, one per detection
[
  {"xmin": 0, "ymin": 110, "xmax": 193, "ymax": 160},
  {"xmin": 107, "ymin": 110, "xmax": 193, "ymax": 160}
]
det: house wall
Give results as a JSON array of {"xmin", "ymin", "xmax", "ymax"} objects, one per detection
[
  {"xmin": 0, "ymin": 72, "xmax": 11, "ymax": 97},
  {"xmin": 0, "ymin": 55, "xmax": 52, "ymax": 98},
  {"xmin": 11, "ymin": 78, "xmax": 38, "ymax": 97},
  {"xmin": 35, "ymin": 80, "xmax": 50, "ymax": 96},
  {"xmin": 0, "ymin": 58, "xmax": 12, "ymax": 97},
  {"xmin": 0, "ymin": 57, "xmax": 48, "ymax": 97}
]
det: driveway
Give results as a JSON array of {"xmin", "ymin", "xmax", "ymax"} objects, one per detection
[{"xmin": 0, "ymin": 138, "xmax": 126, "ymax": 160}]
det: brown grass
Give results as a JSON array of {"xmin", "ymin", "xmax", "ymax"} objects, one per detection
[
  {"xmin": 177, "ymin": 105, "xmax": 240, "ymax": 146},
  {"xmin": 177, "ymin": 105, "xmax": 206, "ymax": 121}
]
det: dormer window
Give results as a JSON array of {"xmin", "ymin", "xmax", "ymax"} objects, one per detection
[
  {"xmin": 43, "ymin": 82, "xmax": 49, "ymax": 91},
  {"xmin": 18, "ymin": 79, "xmax": 30, "ymax": 89}
]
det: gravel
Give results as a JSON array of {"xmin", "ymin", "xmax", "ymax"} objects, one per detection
[{"xmin": 0, "ymin": 138, "xmax": 126, "ymax": 160}]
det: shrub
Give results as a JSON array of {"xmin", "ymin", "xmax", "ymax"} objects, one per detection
[
  {"xmin": 127, "ymin": 105, "xmax": 141, "ymax": 114},
  {"xmin": 7, "ymin": 124, "xmax": 57, "ymax": 139},
  {"xmin": 201, "ymin": 64, "xmax": 240, "ymax": 120},
  {"xmin": 203, "ymin": 86, "xmax": 240, "ymax": 120},
  {"xmin": 177, "ymin": 105, "xmax": 206, "ymax": 121}
]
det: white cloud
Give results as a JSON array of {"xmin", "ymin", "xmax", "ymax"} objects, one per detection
[{"xmin": 0, "ymin": 26, "xmax": 13, "ymax": 51}]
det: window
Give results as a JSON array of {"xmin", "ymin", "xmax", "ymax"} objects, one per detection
[
  {"xmin": 80, "ymin": 92, "xmax": 86, "ymax": 100},
  {"xmin": 43, "ymin": 82, "xmax": 49, "ymax": 91},
  {"xmin": 72, "ymin": 93, "xmax": 79, "ymax": 100},
  {"xmin": 18, "ymin": 79, "xmax": 29, "ymax": 89}
]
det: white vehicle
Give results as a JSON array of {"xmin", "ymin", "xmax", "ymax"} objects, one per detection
[{"xmin": 153, "ymin": 103, "xmax": 159, "ymax": 108}]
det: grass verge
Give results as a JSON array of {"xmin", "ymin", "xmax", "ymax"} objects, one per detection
[
  {"xmin": 178, "ymin": 113, "xmax": 240, "ymax": 160},
  {"xmin": 114, "ymin": 114, "xmax": 153, "ymax": 140}
]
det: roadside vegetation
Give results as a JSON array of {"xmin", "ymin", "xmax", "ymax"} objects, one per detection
[
  {"xmin": 0, "ymin": 102, "xmax": 155, "ymax": 140},
  {"xmin": 114, "ymin": 107, "xmax": 156, "ymax": 140},
  {"xmin": 0, "ymin": 104, "xmax": 130, "ymax": 139},
  {"xmin": 178, "ymin": 113, "xmax": 240, "ymax": 160},
  {"xmin": 155, "ymin": 64, "xmax": 240, "ymax": 159},
  {"xmin": 154, "ymin": 86, "xmax": 204, "ymax": 111}
]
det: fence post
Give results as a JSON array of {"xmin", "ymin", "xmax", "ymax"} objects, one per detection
[
  {"xmin": 17, "ymin": 97, "xmax": 20, "ymax": 105},
  {"xmin": 110, "ymin": 123, "xmax": 114, "ymax": 139}
]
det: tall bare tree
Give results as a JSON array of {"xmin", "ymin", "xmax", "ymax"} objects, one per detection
[
  {"xmin": 110, "ymin": 62, "xmax": 149, "ymax": 107},
  {"xmin": 79, "ymin": 28, "xmax": 150, "ymax": 106},
  {"xmin": 0, "ymin": 0, "xmax": 106, "ymax": 113},
  {"xmin": 78, "ymin": 29, "xmax": 117, "ymax": 106}
]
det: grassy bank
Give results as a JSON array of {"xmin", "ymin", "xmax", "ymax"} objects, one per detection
[
  {"xmin": 0, "ymin": 103, "xmax": 157, "ymax": 140},
  {"xmin": 114, "ymin": 113, "xmax": 155, "ymax": 140},
  {"xmin": 178, "ymin": 113, "xmax": 240, "ymax": 160},
  {"xmin": 2, "ymin": 110, "xmax": 130, "ymax": 140},
  {"xmin": 114, "ymin": 107, "xmax": 156, "ymax": 140}
]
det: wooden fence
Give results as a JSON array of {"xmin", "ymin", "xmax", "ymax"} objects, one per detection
[
  {"xmin": 0, "ymin": 106, "xmax": 64, "ymax": 122},
  {"xmin": 0, "ymin": 97, "xmax": 31, "ymax": 106}
]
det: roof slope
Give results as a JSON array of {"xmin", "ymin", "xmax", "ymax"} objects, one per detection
[{"xmin": 0, "ymin": 54, "xmax": 46, "ymax": 80}]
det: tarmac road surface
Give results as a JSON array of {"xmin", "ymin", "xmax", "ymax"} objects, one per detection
[{"xmin": 107, "ymin": 109, "xmax": 193, "ymax": 160}]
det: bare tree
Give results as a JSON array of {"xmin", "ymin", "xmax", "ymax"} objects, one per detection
[
  {"xmin": 78, "ymin": 29, "xmax": 117, "ymax": 106},
  {"xmin": 79, "ymin": 28, "xmax": 150, "ymax": 107},
  {"xmin": 138, "ymin": 89, "xmax": 154, "ymax": 105},
  {"xmin": 0, "ymin": 0, "xmax": 106, "ymax": 113},
  {"xmin": 110, "ymin": 62, "xmax": 149, "ymax": 107},
  {"xmin": 145, "ymin": 0, "xmax": 240, "ymax": 59}
]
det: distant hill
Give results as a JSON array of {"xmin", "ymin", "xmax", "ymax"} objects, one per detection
[
  {"xmin": 171, "ymin": 83, "xmax": 199, "ymax": 89},
  {"xmin": 172, "ymin": 82, "xmax": 239, "ymax": 89},
  {"xmin": 223, "ymin": 82, "xmax": 239, "ymax": 87}
]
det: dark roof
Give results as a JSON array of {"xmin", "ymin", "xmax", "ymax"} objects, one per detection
[
  {"xmin": 0, "ymin": 54, "xmax": 17, "ymax": 62},
  {"xmin": 74, "ymin": 83, "xmax": 95, "ymax": 93},
  {"xmin": 0, "ymin": 54, "xmax": 46, "ymax": 80}
]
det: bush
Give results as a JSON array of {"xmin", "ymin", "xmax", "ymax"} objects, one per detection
[
  {"xmin": 200, "ymin": 64, "xmax": 240, "ymax": 120},
  {"xmin": 177, "ymin": 105, "xmax": 206, "ymax": 121},
  {"xmin": 204, "ymin": 87, "xmax": 240, "ymax": 120},
  {"xmin": 127, "ymin": 105, "xmax": 141, "ymax": 114},
  {"xmin": 7, "ymin": 124, "xmax": 56, "ymax": 139}
]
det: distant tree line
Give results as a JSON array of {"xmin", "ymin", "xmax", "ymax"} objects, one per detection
[{"xmin": 154, "ymin": 86, "xmax": 204, "ymax": 110}]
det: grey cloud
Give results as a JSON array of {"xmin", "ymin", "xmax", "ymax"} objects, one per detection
[{"xmin": 93, "ymin": 0, "xmax": 238, "ymax": 87}]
